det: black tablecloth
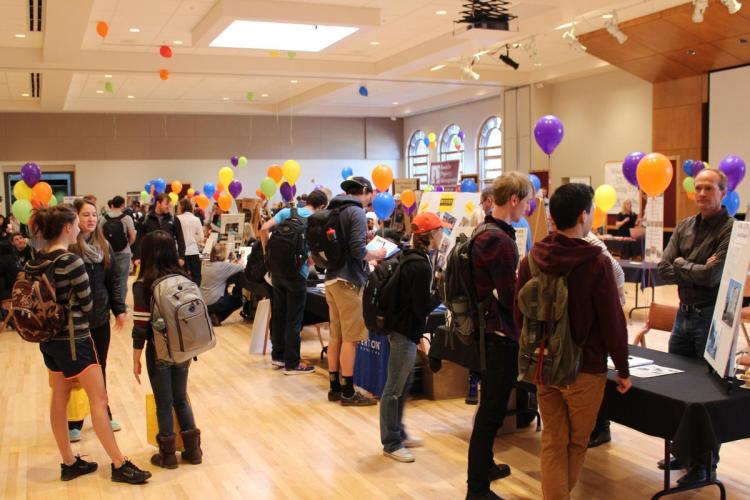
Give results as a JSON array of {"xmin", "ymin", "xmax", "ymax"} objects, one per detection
[
  {"xmin": 603, "ymin": 237, "xmax": 643, "ymax": 259},
  {"xmin": 601, "ymin": 346, "xmax": 750, "ymax": 461},
  {"xmin": 619, "ymin": 260, "xmax": 667, "ymax": 288}
]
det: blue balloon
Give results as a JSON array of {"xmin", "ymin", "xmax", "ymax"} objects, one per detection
[
  {"xmin": 373, "ymin": 192, "xmax": 395, "ymax": 220},
  {"xmin": 203, "ymin": 182, "xmax": 216, "ymax": 199},
  {"xmin": 723, "ymin": 190, "xmax": 740, "ymax": 216},
  {"xmin": 144, "ymin": 182, "xmax": 152, "ymax": 193},
  {"xmin": 528, "ymin": 174, "xmax": 541, "ymax": 193},
  {"xmin": 341, "ymin": 167, "xmax": 353, "ymax": 180},
  {"xmin": 153, "ymin": 178, "xmax": 167, "ymax": 193},
  {"xmin": 423, "ymin": 137, "xmax": 430, "ymax": 147},
  {"xmin": 460, "ymin": 179, "xmax": 478, "ymax": 193},
  {"xmin": 358, "ymin": 85, "xmax": 368, "ymax": 97},
  {"xmin": 682, "ymin": 159, "xmax": 694, "ymax": 177}
]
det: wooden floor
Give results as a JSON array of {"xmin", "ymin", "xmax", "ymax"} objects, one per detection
[{"xmin": 1, "ymin": 282, "xmax": 749, "ymax": 500}]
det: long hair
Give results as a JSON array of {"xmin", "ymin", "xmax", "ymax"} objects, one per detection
[
  {"xmin": 137, "ymin": 230, "xmax": 187, "ymax": 302},
  {"xmin": 70, "ymin": 198, "xmax": 112, "ymax": 270},
  {"xmin": 411, "ymin": 227, "xmax": 439, "ymax": 252},
  {"xmin": 30, "ymin": 205, "xmax": 78, "ymax": 242}
]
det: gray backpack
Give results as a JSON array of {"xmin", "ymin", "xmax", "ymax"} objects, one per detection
[{"xmin": 150, "ymin": 274, "xmax": 216, "ymax": 363}]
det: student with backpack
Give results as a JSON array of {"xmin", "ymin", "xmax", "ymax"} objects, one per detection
[
  {"xmin": 133, "ymin": 193, "xmax": 186, "ymax": 267},
  {"xmin": 22, "ymin": 206, "xmax": 151, "ymax": 484},
  {"xmin": 101, "ymin": 196, "xmax": 136, "ymax": 303},
  {"xmin": 132, "ymin": 230, "xmax": 210, "ymax": 469},
  {"xmin": 260, "ymin": 189, "xmax": 327, "ymax": 375},
  {"xmin": 176, "ymin": 198, "xmax": 205, "ymax": 285},
  {"xmin": 515, "ymin": 183, "xmax": 631, "ymax": 500}
]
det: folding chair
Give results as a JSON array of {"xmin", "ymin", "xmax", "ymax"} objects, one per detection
[{"xmin": 632, "ymin": 303, "xmax": 678, "ymax": 348}]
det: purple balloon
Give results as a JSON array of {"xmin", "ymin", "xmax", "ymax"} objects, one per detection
[
  {"xmin": 525, "ymin": 198, "xmax": 538, "ymax": 217},
  {"xmin": 457, "ymin": 130, "xmax": 465, "ymax": 141},
  {"xmin": 691, "ymin": 161, "xmax": 705, "ymax": 178},
  {"xmin": 230, "ymin": 155, "xmax": 239, "ymax": 167},
  {"xmin": 436, "ymin": 185, "xmax": 444, "ymax": 192},
  {"xmin": 622, "ymin": 152, "xmax": 644, "ymax": 188},
  {"xmin": 292, "ymin": 184, "xmax": 297, "ymax": 196},
  {"xmin": 228, "ymin": 179, "xmax": 243, "ymax": 198},
  {"xmin": 534, "ymin": 115, "xmax": 564, "ymax": 156},
  {"xmin": 21, "ymin": 162, "xmax": 41, "ymax": 187},
  {"xmin": 719, "ymin": 155, "xmax": 746, "ymax": 191},
  {"xmin": 280, "ymin": 181, "xmax": 294, "ymax": 202}
]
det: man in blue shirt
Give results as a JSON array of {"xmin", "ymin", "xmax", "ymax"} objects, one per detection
[{"xmin": 261, "ymin": 190, "xmax": 328, "ymax": 375}]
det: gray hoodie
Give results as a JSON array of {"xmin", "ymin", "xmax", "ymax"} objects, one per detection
[{"xmin": 324, "ymin": 194, "xmax": 369, "ymax": 287}]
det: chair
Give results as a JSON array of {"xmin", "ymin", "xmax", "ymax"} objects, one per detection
[
  {"xmin": 0, "ymin": 299, "xmax": 12, "ymax": 333},
  {"xmin": 632, "ymin": 303, "xmax": 678, "ymax": 348}
]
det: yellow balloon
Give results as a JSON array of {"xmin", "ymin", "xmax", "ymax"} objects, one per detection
[
  {"xmin": 282, "ymin": 159, "xmax": 301, "ymax": 186},
  {"xmin": 218, "ymin": 167, "xmax": 234, "ymax": 188},
  {"xmin": 168, "ymin": 192, "xmax": 178, "ymax": 206},
  {"xmin": 594, "ymin": 184, "xmax": 617, "ymax": 213},
  {"xmin": 13, "ymin": 180, "xmax": 33, "ymax": 201}
]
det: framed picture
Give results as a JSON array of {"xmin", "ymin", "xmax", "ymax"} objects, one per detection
[
  {"xmin": 460, "ymin": 174, "xmax": 479, "ymax": 183},
  {"xmin": 126, "ymin": 191, "xmax": 140, "ymax": 207}
]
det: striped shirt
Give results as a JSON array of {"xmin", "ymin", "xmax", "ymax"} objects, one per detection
[{"xmin": 38, "ymin": 250, "xmax": 93, "ymax": 340}]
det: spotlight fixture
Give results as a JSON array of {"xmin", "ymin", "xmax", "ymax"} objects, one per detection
[
  {"xmin": 604, "ymin": 12, "xmax": 627, "ymax": 44},
  {"xmin": 721, "ymin": 0, "xmax": 742, "ymax": 15},
  {"xmin": 499, "ymin": 45, "xmax": 519, "ymax": 70},
  {"xmin": 562, "ymin": 26, "xmax": 586, "ymax": 53},
  {"xmin": 692, "ymin": 0, "xmax": 709, "ymax": 23},
  {"xmin": 462, "ymin": 56, "xmax": 480, "ymax": 80}
]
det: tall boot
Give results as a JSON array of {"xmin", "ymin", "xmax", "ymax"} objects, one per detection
[
  {"xmin": 150, "ymin": 433, "xmax": 178, "ymax": 469},
  {"xmin": 180, "ymin": 428, "xmax": 203, "ymax": 465}
]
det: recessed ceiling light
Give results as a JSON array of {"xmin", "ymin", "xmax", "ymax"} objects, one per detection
[
  {"xmin": 602, "ymin": 13, "xmax": 615, "ymax": 19},
  {"xmin": 261, "ymin": 93, "xmax": 269, "ymax": 97},
  {"xmin": 104, "ymin": 74, "xmax": 112, "ymax": 78},
  {"xmin": 209, "ymin": 20, "xmax": 358, "ymax": 52},
  {"xmin": 222, "ymin": 97, "xmax": 230, "ymax": 100},
  {"xmin": 129, "ymin": 27, "xmax": 140, "ymax": 33},
  {"xmin": 436, "ymin": 10, "xmax": 447, "ymax": 16},
  {"xmin": 173, "ymin": 40, "xmax": 183, "ymax": 45},
  {"xmin": 430, "ymin": 64, "xmax": 446, "ymax": 71},
  {"xmin": 554, "ymin": 21, "xmax": 578, "ymax": 31},
  {"xmin": 534, "ymin": 62, "xmax": 542, "ymax": 67},
  {"xmin": 127, "ymin": 95, "xmax": 135, "ymax": 99},
  {"xmin": 393, "ymin": 101, "xmax": 399, "ymax": 105},
  {"xmin": 290, "ymin": 80, "xmax": 298, "ymax": 84},
  {"xmin": 96, "ymin": 90, "xmax": 104, "ymax": 94},
  {"xmin": 370, "ymin": 41, "xmax": 380, "ymax": 46},
  {"xmin": 15, "ymin": 34, "xmax": 26, "ymax": 38},
  {"xmin": 21, "ymin": 93, "xmax": 29, "ymax": 97}
]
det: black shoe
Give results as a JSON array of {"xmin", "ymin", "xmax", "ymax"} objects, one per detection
[
  {"xmin": 588, "ymin": 428, "xmax": 612, "ymax": 448},
  {"xmin": 488, "ymin": 463, "xmax": 511, "ymax": 482},
  {"xmin": 465, "ymin": 394, "xmax": 478, "ymax": 405},
  {"xmin": 677, "ymin": 466, "xmax": 716, "ymax": 485},
  {"xmin": 61, "ymin": 455, "xmax": 98, "ymax": 481},
  {"xmin": 341, "ymin": 391, "xmax": 377, "ymax": 406},
  {"xmin": 657, "ymin": 456, "xmax": 686, "ymax": 471},
  {"xmin": 328, "ymin": 390, "xmax": 341, "ymax": 402},
  {"xmin": 111, "ymin": 459, "xmax": 152, "ymax": 484},
  {"xmin": 466, "ymin": 490, "xmax": 504, "ymax": 500}
]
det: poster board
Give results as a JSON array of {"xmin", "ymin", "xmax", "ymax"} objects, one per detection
[
  {"xmin": 515, "ymin": 227, "xmax": 528, "ymax": 260},
  {"xmin": 429, "ymin": 160, "xmax": 460, "ymax": 190},
  {"xmin": 393, "ymin": 178, "xmax": 420, "ymax": 194},
  {"xmin": 604, "ymin": 162, "xmax": 641, "ymax": 214},
  {"xmin": 220, "ymin": 214, "xmax": 245, "ymax": 241},
  {"xmin": 644, "ymin": 196, "xmax": 664, "ymax": 264},
  {"xmin": 705, "ymin": 221, "xmax": 750, "ymax": 377},
  {"xmin": 418, "ymin": 191, "xmax": 481, "ymax": 269},
  {"xmin": 201, "ymin": 232, "xmax": 218, "ymax": 259}
]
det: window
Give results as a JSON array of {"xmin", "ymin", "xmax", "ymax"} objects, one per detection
[
  {"xmin": 406, "ymin": 129, "xmax": 430, "ymax": 184},
  {"xmin": 477, "ymin": 116, "xmax": 502, "ymax": 186},
  {"xmin": 439, "ymin": 123, "xmax": 464, "ymax": 171}
]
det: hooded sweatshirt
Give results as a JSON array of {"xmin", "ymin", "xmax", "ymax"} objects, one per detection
[{"xmin": 515, "ymin": 232, "xmax": 630, "ymax": 378}]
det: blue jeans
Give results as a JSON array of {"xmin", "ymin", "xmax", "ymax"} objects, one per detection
[
  {"xmin": 146, "ymin": 342, "xmax": 196, "ymax": 437},
  {"xmin": 113, "ymin": 252, "xmax": 131, "ymax": 304},
  {"xmin": 270, "ymin": 275, "xmax": 307, "ymax": 368},
  {"xmin": 379, "ymin": 331, "xmax": 417, "ymax": 453}
]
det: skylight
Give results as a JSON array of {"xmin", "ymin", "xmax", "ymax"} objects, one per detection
[{"xmin": 210, "ymin": 20, "xmax": 358, "ymax": 52}]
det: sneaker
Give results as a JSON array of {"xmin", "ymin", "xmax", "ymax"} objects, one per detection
[
  {"xmin": 403, "ymin": 436, "xmax": 424, "ymax": 448},
  {"xmin": 61, "ymin": 455, "xmax": 98, "ymax": 481},
  {"xmin": 328, "ymin": 390, "xmax": 342, "ymax": 402},
  {"xmin": 383, "ymin": 447, "xmax": 415, "ymax": 463},
  {"xmin": 341, "ymin": 391, "xmax": 377, "ymax": 407},
  {"xmin": 110, "ymin": 419, "xmax": 122, "ymax": 432},
  {"xmin": 284, "ymin": 363, "xmax": 316, "ymax": 375},
  {"xmin": 677, "ymin": 465, "xmax": 716, "ymax": 485},
  {"xmin": 271, "ymin": 359, "xmax": 284, "ymax": 369},
  {"xmin": 68, "ymin": 428, "xmax": 81, "ymax": 443},
  {"xmin": 111, "ymin": 459, "xmax": 152, "ymax": 485},
  {"xmin": 488, "ymin": 463, "xmax": 511, "ymax": 482}
]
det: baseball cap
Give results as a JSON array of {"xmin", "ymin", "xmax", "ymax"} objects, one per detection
[
  {"xmin": 411, "ymin": 212, "xmax": 450, "ymax": 234},
  {"xmin": 340, "ymin": 176, "xmax": 373, "ymax": 193}
]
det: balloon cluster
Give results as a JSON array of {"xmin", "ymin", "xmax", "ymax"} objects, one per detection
[
  {"xmin": 423, "ymin": 132, "xmax": 438, "ymax": 151},
  {"xmin": 620, "ymin": 152, "xmax": 674, "ymax": 198},
  {"xmin": 12, "ymin": 162, "xmax": 57, "ymax": 224},
  {"xmin": 258, "ymin": 160, "xmax": 301, "ymax": 202},
  {"xmin": 719, "ymin": 156, "xmax": 745, "ymax": 216}
]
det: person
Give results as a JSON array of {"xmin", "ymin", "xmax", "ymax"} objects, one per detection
[
  {"xmin": 200, "ymin": 241, "xmax": 244, "ymax": 326},
  {"xmin": 260, "ymin": 189, "xmax": 327, "ymax": 374},
  {"xmin": 30, "ymin": 205, "xmax": 151, "ymax": 484},
  {"xmin": 132, "ymin": 230, "xmax": 203, "ymax": 469},
  {"xmin": 615, "ymin": 199, "xmax": 638, "ymax": 237},
  {"xmin": 176, "ymin": 198, "xmax": 205, "ymax": 285},
  {"xmin": 208, "ymin": 204, "xmax": 222, "ymax": 233},
  {"xmin": 380, "ymin": 212, "xmax": 444, "ymax": 463},
  {"xmin": 102, "ymin": 195, "xmax": 136, "ymax": 303},
  {"xmin": 465, "ymin": 172, "xmax": 532, "ymax": 500},
  {"xmin": 0, "ymin": 241, "xmax": 21, "ymax": 324},
  {"xmin": 10, "ymin": 232, "xmax": 35, "ymax": 267},
  {"xmin": 515, "ymin": 183, "xmax": 631, "ymax": 500},
  {"xmin": 0, "ymin": 214, "xmax": 9, "ymax": 240},
  {"xmin": 656, "ymin": 168, "xmax": 733, "ymax": 485},
  {"xmin": 325, "ymin": 176, "xmax": 387, "ymax": 406},
  {"xmin": 386, "ymin": 194, "xmax": 411, "ymax": 239},
  {"xmin": 133, "ymin": 193, "xmax": 185, "ymax": 266},
  {"xmin": 469, "ymin": 187, "xmax": 494, "ymax": 226}
]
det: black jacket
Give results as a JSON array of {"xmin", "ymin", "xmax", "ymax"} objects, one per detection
[
  {"xmin": 389, "ymin": 249, "xmax": 441, "ymax": 343},
  {"xmin": 133, "ymin": 210, "xmax": 185, "ymax": 259},
  {"xmin": 0, "ymin": 246, "xmax": 20, "ymax": 301},
  {"xmin": 81, "ymin": 242, "xmax": 127, "ymax": 329}
]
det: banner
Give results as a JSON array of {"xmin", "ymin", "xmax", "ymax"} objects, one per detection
[
  {"xmin": 644, "ymin": 196, "xmax": 664, "ymax": 264},
  {"xmin": 604, "ymin": 162, "xmax": 641, "ymax": 214},
  {"xmin": 429, "ymin": 160, "xmax": 460, "ymax": 189},
  {"xmin": 418, "ymin": 191, "xmax": 481, "ymax": 269}
]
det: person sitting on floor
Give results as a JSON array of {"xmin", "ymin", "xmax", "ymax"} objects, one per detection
[{"xmin": 200, "ymin": 242, "xmax": 244, "ymax": 326}]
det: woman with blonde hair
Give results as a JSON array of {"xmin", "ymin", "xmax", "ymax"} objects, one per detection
[{"xmin": 200, "ymin": 241, "xmax": 244, "ymax": 326}]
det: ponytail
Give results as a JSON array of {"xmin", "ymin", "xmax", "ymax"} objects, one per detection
[{"xmin": 30, "ymin": 206, "xmax": 77, "ymax": 242}]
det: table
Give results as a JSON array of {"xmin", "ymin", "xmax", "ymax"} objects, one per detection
[
  {"xmin": 603, "ymin": 236, "xmax": 643, "ymax": 259},
  {"xmin": 619, "ymin": 260, "xmax": 668, "ymax": 318},
  {"xmin": 600, "ymin": 346, "xmax": 750, "ymax": 499}
]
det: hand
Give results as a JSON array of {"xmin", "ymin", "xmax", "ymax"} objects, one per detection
[
  {"xmin": 706, "ymin": 254, "xmax": 718, "ymax": 266},
  {"xmin": 133, "ymin": 350, "xmax": 143, "ymax": 384},
  {"xmin": 374, "ymin": 247, "xmax": 387, "ymax": 260},
  {"xmin": 178, "ymin": 258, "xmax": 185, "ymax": 267},
  {"xmin": 616, "ymin": 375, "xmax": 632, "ymax": 394},
  {"xmin": 133, "ymin": 259, "xmax": 141, "ymax": 268},
  {"xmin": 673, "ymin": 257, "xmax": 686, "ymax": 268},
  {"xmin": 113, "ymin": 313, "xmax": 127, "ymax": 331},
  {"xmin": 736, "ymin": 353, "xmax": 750, "ymax": 367}
]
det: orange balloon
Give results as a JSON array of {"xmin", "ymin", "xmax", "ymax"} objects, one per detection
[
  {"xmin": 187, "ymin": 188, "xmax": 195, "ymax": 197},
  {"xmin": 218, "ymin": 192, "xmax": 232, "ymax": 212},
  {"xmin": 171, "ymin": 180, "xmax": 183, "ymax": 194},
  {"xmin": 686, "ymin": 191, "xmax": 696, "ymax": 201},
  {"xmin": 372, "ymin": 164, "xmax": 394, "ymax": 192},
  {"xmin": 32, "ymin": 182, "xmax": 52, "ymax": 203},
  {"xmin": 216, "ymin": 182, "xmax": 224, "ymax": 193},
  {"xmin": 195, "ymin": 194, "xmax": 209, "ymax": 209},
  {"xmin": 159, "ymin": 69, "xmax": 169, "ymax": 81},
  {"xmin": 636, "ymin": 153, "xmax": 673, "ymax": 197},
  {"xmin": 267, "ymin": 165, "xmax": 283, "ymax": 184},
  {"xmin": 96, "ymin": 21, "xmax": 108, "ymax": 38},
  {"xmin": 592, "ymin": 207, "xmax": 607, "ymax": 228},
  {"xmin": 401, "ymin": 189, "xmax": 416, "ymax": 207}
]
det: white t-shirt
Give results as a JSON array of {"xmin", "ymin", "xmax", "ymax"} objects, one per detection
[{"xmin": 177, "ymin": 212, "xmax": 205, "ymax": 256}]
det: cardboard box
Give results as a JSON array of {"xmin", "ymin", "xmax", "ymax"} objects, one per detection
[{"xmin": 417, "ymin": 350, "xmax": 468, "ymax": 400}]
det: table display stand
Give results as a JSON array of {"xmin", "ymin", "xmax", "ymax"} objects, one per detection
[
  {"xmin": 629, "ymin": 280, "xmax": 656, "ymax": 318},
  {"xmin": 653, "ymin": 441, "xmax": 725, "ymax": 500},
  {"xmin": 707, "ymin": 364, "xmax": 736, "ymax": 396}
]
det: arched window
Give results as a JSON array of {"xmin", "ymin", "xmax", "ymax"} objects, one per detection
[
  {"xmin": 406, "ymin": 129, "xmax": 429, "ymax": 184},
  {"xmin": 477, "ymin": 116, "xmax": 502, "ymax": 186},
  {"xmin": 439, "ymin": 123, "xmax": 464, "ymax": 170}
]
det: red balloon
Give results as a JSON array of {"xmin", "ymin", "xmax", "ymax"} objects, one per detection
[
  {"xmin": 212, "ymin": 191, "xmax": 220, "ymax": 201},
  {"xmin": 159, "ymin": 45, "xmax": 172, "ymax": 58}
]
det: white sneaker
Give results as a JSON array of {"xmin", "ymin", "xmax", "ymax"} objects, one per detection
[
  {"xmin": 383, "ymin": 447, "xmax": 415, "ymax": 463},
  {"xmin": 271, "ymin": 359, "xmax": 284, "ymax": 368},
  {"xmin": 403, "ymin": 436, "xmax": 424, "ymax": 448}
]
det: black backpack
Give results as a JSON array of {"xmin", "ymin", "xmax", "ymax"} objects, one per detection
[
  {"xmin": 102, "ymin": 214, "xmax": 128, "ymax": 252},
  {"xmin": 267, "ymin": 208, "xmax": 307, "ymax": 280},
  {"xmin": 245, "ymin": 239, "xmax": 268, "ymax": 284},
  {"xmin": 362, "ymin": 252, "xmax": 424, "ymax": 334},
  {"xmin": 306, "ymin": 199, "xmax": 361, "ymax": 271}
]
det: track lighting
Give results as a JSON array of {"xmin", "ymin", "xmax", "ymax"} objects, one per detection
[
  {"xmin": 499, "ymin": 45, "xmax": 519, "ymax": 70},
  {"xmin": 692, "ymin": 0, "xmax": 709, "ymax": 23},
  {"xmin": 463, "ymin": 56, "xmax": 480, "ymax": 80},
  {"xmin": 523, "ymin": 36, "xmax": 539, "ymax": 64},
  {"xmin": 562, "ymin": 26, "xmax": 586, "ymax": 53},
  {"xmin": 721, "ymin": 0, "xmax": 742, "ymax": 15},
  {"xmin": 604, "ymin": 12, "xmax": 627, "ymax": 44}
]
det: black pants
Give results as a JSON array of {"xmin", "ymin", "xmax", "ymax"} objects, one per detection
[
  {"xmin": 270, "ymin": 274, "xmax": 307, "ymax": 368},
  {"xmin": 69, "ymin": 323, "xmax": 112, "ymax": 429},
  {"xmin": 467, "ymin": 336, "xmax": 519, "ymax": 494},
  {"xmin": 184, "ymin": 254, "xmax": 202, "ymax": 286},
  {"xmin": 207, "ymin": 272, "xmax": 243, "ymax": 323}
]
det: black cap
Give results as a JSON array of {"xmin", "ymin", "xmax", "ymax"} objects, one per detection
[{"xmin": 340, "ymin": 176, "xmax": 373, "ymax": 193}]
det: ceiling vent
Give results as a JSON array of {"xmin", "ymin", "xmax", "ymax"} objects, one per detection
[
  {"xmin": 455, "ymin": 0, "xmax": 516, "ymax": 32},
  {"xmin": 30, "ymin": 72, "xmax": 40, "ymax": 98},
  {"xmin": 28, "ymin": 0, "xmax": 43, "ymax": 32}
]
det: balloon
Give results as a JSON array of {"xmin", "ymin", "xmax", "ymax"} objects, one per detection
[
  {"xmin": 159, "ymin": 45, "xmax": 172, "ymax": 58},
  {"xmin": 401, "ymin": 189, "xmax": 416, "ymax": 207},
  {"xmin": 428, "ymin": 132, "xmax": 436, "ymax": 143},
  {"xmin": 144, "ymin": 182, "xmax": 152, "ymax": 193},
  {"xmin": 534, "ymin": 115, "xmax": 564, "ymax": 155},
  {"xmin": 153, "ymin": 178, "xmax": 167, "ymax": 193},
  {"xmin": 218, "ymin": 193, "xmax": 232, "ymax": 211},
  {"xmin": 228, "ymin": 180, "xmax": 243, "ymax": 198},
  {"xmin": 429, "ymin": 141, "xmax": 437, "ymax": 150},
  {"xmin": 203, "ymin": 183, "xmax": 216, "ymax": 198},
  {"xmin": 216, "ymin": 182, "xmax": 224, "ymax": 193},
  {"xmin": 48, "ymin": 196, "xmax": 58, "ymax": 207},
  {"xmin": 32, "ymin": 182, "xmax": 52, "ymax": 204},
  {"xmin": 436, "ymin": 185, "xmax": 444, "ymax": 192},
  {"xmin": 373, "ymin": 192, "xmax": 396, "ymax": 220},
  {"xmin": 280, "ymin": 182, "xmax": 294, "ymax": 202},
  {"xmin": 458, "ymin": 130, "xmax": 465, "ymax": 141},
  {"xmin": 423, "ymin": 184, "xmax": 434, "ymax": 192},
  {"xmin": 218, "ymin": 166, "xmax": 234, "ymax": 188},
  {"xmin": 358, "ymin": 85, "xmax": 368, "ymax": 97},
  {"xmin": 12, "ymin": 199, "xmax": 33, "ymax": 224},
  {"xmin": 21, "ymin": 162, "xmax": 41, "ymax": 187},
  {"xmin": 528, "ymin": 174, "xmax": 541, "ymax": 193},
  {"xmin": 636, "ymin": 153, "xmax": 673, "ymax": 197},
  {"xmin": 13, "ymin": 180, "xmax": 33, "ymax": 201},
  {"xmin": 453, "ymin": 136, "xmax": 461, "ymax": 147},
  {"xmin": 525, "ymin": 198, "xmax": 538, "ymax": 217},
  {"xmin": 171, "ymin": 180, "xmax": 183, "ymax": 194},
  {"xmin": 260, "ymin": 177, "xmax": 277, "ymax": 198},
  {"xmin": 682, "ymin": 177, "xmax": 695, "ymax": 193},
  {"xmin": 686, "ymin": 191, "xmax": 696, "ymax": 201},
  {"xmin": 104, "ymin": 81, "xmax": 113, "ymax": 93},
  {"xmin": 238, "ymin": 156, "xmax": 248, "ymax": 168},
  {"xmin": 288, "ymin": 51, "xmax": 297, "ymax": 60},
  {"xmin": 341, "ymin": 166, "xmax": 353, "ymax": 180},
  {"xmin": 230, "ymin": 156, "xmax": 239, "ymax": 167},
  {"xmin": 718, "ymin": 155, "xmax": 746, "ymax": 191},
  {"xmin": 723, "ymin": 190, "xmax": 740, "ymax": 216},
  {"xmin": 96, "ymin": 21, "xmax": 108, "ymax": 38},
  {"xmin": 594, "ymin": 184, "xmax": 617, "ymax": 212},
  {"xmin": 372, "ymin": 164, "xmax": 394, "ymax": 192},
  {"xmin": 282, "ymin": 160, "xmax": 301, "ymax": 185},
  {"xmin": 195, "ymin": 194, "xmax": 209, "ymax": 209},
  {"xmin": 187, "ymin": 188, "xmax": 195, "ymax": 197},
  {"xmin": 159, "ymin": 69, "xmax": 169, "ymax": 81},
  {"xmin": 246, "ymin": 91, "xmax": 255, "ymax": 102},
  {"xmin": 682, "ymin": 159, "xmax": 694, "ymax": 177},
  {"xmin": 255, "ymin": 188, "xmax": 264, "ymax": 198},
  {"xmin": 622, "ymin": 152, "xmax": 645, "ymax": 188},
  {"xmin": 691, "ymin": 161, "xmax": 705, "ymax": 178},
  {"xmin": 140, "ymin": 191, "xmax": 150, "ymax": 203},
  {"xmin": 592, "ymin": 207, "xmax": 607, "ymax": 228},
  {"xmin": 213, "ymin": 191, "xmax": 220, "ymax": 201},
  {"xmin": 168, "ymin": 192, "xmax": 178, "ymax": 206},
  {"xmin": 268, "ymin": 165, "xmax": 283, "ymax": 184},
  {"xmin": 460, "ymin": 179, "xmax": 478, "ymax": 193},
  {"xmin": 423, "ymin": 137, "xmax": 430, "ymax": 147}
]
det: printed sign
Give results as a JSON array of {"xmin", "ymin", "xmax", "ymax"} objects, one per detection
[
  {"xmin": 429, "ymin": 160, "xmax": 460, "ymax": 189},
  {"xmin": 644, "ymin": 196, "xmax": 664, "ymax": 264},
  {"xmin": 604, "ymin": 162, "xmax": 641, "ymax": 214}
]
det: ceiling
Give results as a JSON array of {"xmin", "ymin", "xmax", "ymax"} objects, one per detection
[{"xmin": 0, "ymin": 0, "xmax": 695, "ymax": 117}]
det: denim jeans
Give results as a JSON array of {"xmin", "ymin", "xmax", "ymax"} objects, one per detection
[
  {"xmin": 146, "ymin": 342, "xmax": 196, "ymax": 437},
  {"xmin": 113, "ymin": 252, "xmax": 132, "ymax": 304},
  {"xmin": 270, "ymin": 275, "xmax": 307, "ymax": 367},
  {"xmin": 379, "ymin": 331, "xmax": 417, "ymax": 453}
]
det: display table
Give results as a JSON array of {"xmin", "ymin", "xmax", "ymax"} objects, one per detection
[
  {"xmin": 619, "ymin": 260, "xmax": 668, "ymax": 317},
  {"xmin": 602, "ymin": 236, "xmax": 643, "ymax": 259}
]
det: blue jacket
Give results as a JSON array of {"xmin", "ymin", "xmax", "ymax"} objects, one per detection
[{"xmin": 324, "ymin": 195, "xmax": 369, "ymax": 287}]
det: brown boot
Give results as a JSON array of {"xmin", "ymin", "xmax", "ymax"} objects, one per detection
[
  {"xmin": 150, "ymin": 433, "xmax": 178, "ymax": 469},
  {"xmin": 180, "ymin": 428, "xmax": 203, "ymax": 464}
]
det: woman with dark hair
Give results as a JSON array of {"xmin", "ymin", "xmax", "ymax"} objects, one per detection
[
  {"xmin": 31, "ymin": 206, "xmax": 150, "ymax": 484},
  {"xmin": 67, "ymin": 198, "xmax": 127, "ymax": 441},
  {"xmin": 132, "ymin": 230, "xmax": 202, "ymax": 469}
]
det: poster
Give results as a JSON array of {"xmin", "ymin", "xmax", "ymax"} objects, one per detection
[
  {"xmin": 220, "ymin": 214, "xmax": 245, "ymax": 241},
  {"xmin": 393, "ymin": 178, "xmax": 420, "ymax": 194},
  {"xmin": 644, "ymin": 196, "xmax": 664, "ymax": 264},
  {"xmin": 418, "ymin": 191, "xmax": 481, "ymax": 269},
  {"xmin": 429, "ymin": 160, "xmax": 460, "ymax": 190},
  {"xmin": 705, "ymin": 221, "xmax": 749, "ymax": 377},
  {"xmin": 604, "ymin": 162, "xmax": 641, "ymax": 214},
  {"xmin": 515, "ymin": 227, "xmax": 528, "ymax": 260}
]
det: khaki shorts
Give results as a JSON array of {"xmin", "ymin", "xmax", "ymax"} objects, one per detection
[{"xmin": 325, "ymin": 280, "xmax": 368, "ymax": 342}]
